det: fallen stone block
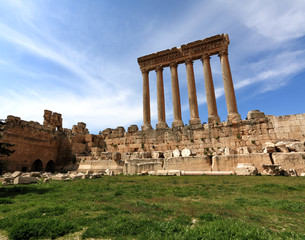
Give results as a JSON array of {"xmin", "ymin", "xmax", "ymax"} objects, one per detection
[
  {"xmin": 262, "ymin": 164, "xmax": 284, "ymax": 176},
  {"xmin": 30, "ymin": 172, "xmax": 42, "ymax": 178},
  {"xmin": 235, "ymin": 163, "xmax": 258, "ymax": 176},
  {"xmin": 52, "ymin": 174, "xmax": 68, "ymax": 180},
  {"xmin": 14, "ymin": 176, "xmax": 37, "ymax": 185},
  {"xmin": 167, "ymin": 170, "xmax": 181, "ymax": 176},
  {"xmin": 11, "ymin": 171, "xmax": 22, "ymax": 178},
  {"xmin": 156, "ymin": 170, "xmax": 168, "ymax": 176}
]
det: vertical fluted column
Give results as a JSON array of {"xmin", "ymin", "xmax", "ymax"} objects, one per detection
[
  {"xmin": 141, "ymin": 69, "xmax": 152, "ymax": 130},
  {"xmin": 156, "ymin": 66, "xmax": 168, "ymax": 129},
  {"xmin": 219, "ymin": 50, "xmax": 241, "ymax": 122},
  {"xmin": 185, "ymin": 59, "xmax": 201, "ymax": 125},
  {"xmin": 201, "ymin": 55, "xmax": 221, "ymax": 124},
  {"xmin": 170, "ymin": 62, "xmax": 183, "ymax": 127}
]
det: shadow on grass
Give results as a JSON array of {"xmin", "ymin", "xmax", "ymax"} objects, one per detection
[{"xmin": 0, "ymin": 184, "xmax": 53, "ymax": 198}]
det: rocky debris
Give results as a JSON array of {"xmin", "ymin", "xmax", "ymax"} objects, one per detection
[
  {"xmin": 127, "ymin": 125, "xmax": 138, "ymax": 133},
  {"xmin": 263, "ymin": 142, "xmax": 276, "ymax": 153},
  {"xmin": 235, "ymin": 163, "xmax": 258, "ymax": 176},
  {"xmin": 52, "ymin": 173, "xmax": 69, "ymax": 181},
  {"xmin": 11, "ymin": 171, "xmax": 22, "ymax": 178},
  {"xmin": 112, "ymin": 152, "xmax": 122, "ymax": 161},
  {"xmin": 275, "ymin": 141, "xmax": 289, "ymax": 153},
  {"xmin": 14, "ymin": 176, "xmax": 37, "ymax": 185},
  {"xmin": 284, "ymin": 169, "xmax": 298, "ymax": 177},
  {"xmin": 152, "ymin": 151, "xmax": 164, "ymax": 159},
  {"xmin": 286, "ymin": 142, "xmax": 305, "ymax": 152},
  {"xmin": 237, "ymin": 147, "xmax": 250, "ymax": 154},
  {"xmin": 247, "ymin": 110, "xmax": 265, "ymax": 120},
  {"xmin": 264, "ymin": 140, "xmax": 305, "ymax": 153},
  {"xmin": 262, "ymin": 164, "xmax": 283, "ymax": 176},
  {"xmin": 173, "ymin": 149, "xmax": 180, "ymax": 157},
  {"xmin": 163, "ymin": 151, "xmax": 173, "ymax": 158},
  {"xmin": 300, "ymin": 173, "xmax": 305, "ymax": 177},
  {"xmin": 105, "ymin": 169, "xmax": 113, "ymax": 176},
  {"xmin": 261, "ymin": 164, "xmax": 297, "ymax": 176},
  {"xmin": 224, "ymin": 147, "xmax": 235, "ymax": 155}
]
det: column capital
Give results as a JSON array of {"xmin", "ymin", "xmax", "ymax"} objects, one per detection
[
  {"xmin": 218, "ymin": 49, "xmax": 228, "ymax": 57},
  {"xmin": 141, "ymin": 68, "xmax": 149, "ymax": 75},
  {"xmin": 155, "ymin": 66, "xmax": 163, "ymax": 72},
  {"xmin": 170, "ymin": 62, "xmax": 178, "ymax": 68},
  {"xmin": 201, "ymin": 54, "xmax": 210, "ymax": 62},
  {"xmin": 185, "ymin": 58, "xmax": 193, "ymax": 65}
]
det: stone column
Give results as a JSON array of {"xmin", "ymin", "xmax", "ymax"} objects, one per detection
[
  {"xmin": 156, "ymin": 66, "xmax": 168, "ymax": 129},
  {"xmin": 141, "ymin": 69, "xmax": 152, "ymax": 130},
  {"xmin": 219, "ymin": 50, "xmax": 241, "ymax": 122},
  {"xmin": 185, "ymin": 59, "xmax": 201, "ymax": 125},
  {"xmin": 170, "ymin": 62, "xmax": 183, "ymax": 127},
  {"xmin": 201, "ymin": 55, "xmax": 221, "ymax": 124}
]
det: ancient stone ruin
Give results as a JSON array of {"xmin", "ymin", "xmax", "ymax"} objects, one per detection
[{"xmin": 1, "ymin": 34, "xmax": 305, "ymax": 183}]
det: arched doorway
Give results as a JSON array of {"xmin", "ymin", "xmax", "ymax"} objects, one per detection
[
  {"xmin": 45, "ymin": 160, "xmax": 55, "ymax": 173},
  {"xmin": 31, "ymin": 159, "xmax": 43, "ymax": 171}
]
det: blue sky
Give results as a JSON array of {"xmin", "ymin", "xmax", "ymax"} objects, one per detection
[{"xmin": 0, "ymin": 0, "xmax": 305, "ymax": 134}]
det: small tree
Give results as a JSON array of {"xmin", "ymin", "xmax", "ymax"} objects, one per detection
[{"xmin": 0, "ymin": 120, "xmax": 15, "ymax": 173}]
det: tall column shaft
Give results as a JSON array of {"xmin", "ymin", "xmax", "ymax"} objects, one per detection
[
  {"xmin": 170, "ymin": 63, "xmax": 183, "ymax": 127},
  {"xmin": 185, "ymin": 59, "xmax": 201, "ymax": 125},
  {"xmin": 141, "ymin": 70, "xmax": 152, "ymax": 130},
  {"xmin": 156, "ymin": 66, "xmax": 168, "ymax": 129},
  {"xmin": 201, "ymin": 55, "xmax": 220, "ymax": 124},
  {"xmin": 219, "ymin": 50, "xmax": 241, "ymax": 122}
]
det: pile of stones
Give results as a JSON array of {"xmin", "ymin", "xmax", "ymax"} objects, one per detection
[{"xmin": 1, "ymin": 170, "xmax": 103, "ymax": 186}]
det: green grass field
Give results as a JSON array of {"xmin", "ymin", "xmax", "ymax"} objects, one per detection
[{"xmin": 0, "ymin": 175, "xmax": 305, "ymax": 239}]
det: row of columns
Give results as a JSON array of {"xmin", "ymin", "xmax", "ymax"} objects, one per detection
[{"xmin": 141, "ymin": 50, "xmax": 241, "ymax": 130}]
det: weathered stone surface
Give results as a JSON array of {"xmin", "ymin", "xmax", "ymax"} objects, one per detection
[
  {"xmin": 11, "ymin": 171, "xmax": 22, "ymax": 178},
  {"xmin": 30, "ymin": 172, "xmax": 41, "ymax": 177},
  {"xmin": 152, "ymin": 151, "xmax": 163, "ymax": 159},
  {"xmin": 262, "ymin": 165, "xmax": 284, "ymax": 176},
  {"xmin": 163, "ymin": 151, "xmax": 173, "ymax": 158},
  {"xmin": 173, "ymin": 149, "xmax": 180, "ymax": 157},
  {"xmin": 275, "ymin": 141, "xmax": 289, "ymax": 153},
  {"xmin": 156, "ymin": 170, "xmax": 168, "ymax": 176},
  {"xmin": 235, "ymin": 163, "xmax": 258, "ymax": 176},
  {"xmin": 52, "ymin": 174, "xmax": 68, "ymax": 180},
  {"xmin": 112, "ymin": 152, "xmax": 121, "ymax": 161},
  {"xmin": 263, "ymin": 142, "xmax": 276, "ymax": 153},
  {"xmin": 247, "ymin": 110, "xmax": 265, "ymax": 120},
  {"xmin": 127, "ymin": 125, "xmax": 138, "ymax": 133},
  {"xmin": 181, "ymin": 148, "xmax": 191, "ymax": 157},
  {"xmin": 14, "ymin": 176, "xmax": 37, "ymax": 185},
  {"xmin": 167, "ymin": 170, "xmax": 181, "ymax": 176}
]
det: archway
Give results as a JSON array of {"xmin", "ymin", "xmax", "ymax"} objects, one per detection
[
  {"xmin": 45, "ymin": 160, "xmax": 55, "ymax": 173},
  {"xmin": 31, "ymin": 159, "xmax": 43, "ymax": 171}
]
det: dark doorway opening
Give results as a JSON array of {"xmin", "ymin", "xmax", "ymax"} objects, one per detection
[
  {"xmin": 31, "ymin": 159, "xmax": 43, "ymax": 171},
  {"xmin": 46, "ymin": 160, "xmax": 55, "ymax": 173}
]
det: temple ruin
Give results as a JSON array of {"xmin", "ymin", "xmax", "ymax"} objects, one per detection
[
  {"xmin": 138, "ymin": 34, "xmax": 240, "ymax": 129},
  {"xmin": 1, "ymin": 34, "xmax": 305, "ymax": 178}
]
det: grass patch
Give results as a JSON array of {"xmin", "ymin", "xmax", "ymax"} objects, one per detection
[{"xmin": 0, "ymin": 176, "xmax": 305, "ymax": 239}]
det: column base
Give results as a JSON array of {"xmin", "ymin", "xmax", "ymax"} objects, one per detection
[
  {"xmin": 208, "ymin": 116, "xmax": 221, "ymax": 125},
  {"xmin": 227, "ymin": 113, "xmax": 242, "ymax": 122},
  {"xmin": 141, "ymin": 124, "xmax": 152, "ymax": 131},
  {"xmin": 172, "ymin": 120, "xmax": 184, "ymax": 128},
  {"xmin": 156, "ymin": 122, "xmax": 168, "ymax": 129},
  {"xmin": 189, "ymin": 118, "xmax": 201, "ymax": 126}
]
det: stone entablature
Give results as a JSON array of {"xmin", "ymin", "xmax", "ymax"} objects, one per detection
[
  {"xmin": 137, "ymin": 34, "xmax": 229, "ymax": 71},
  {"xmin": 137, "ymin": 34, "xmax": 241, "ymax": 131}
]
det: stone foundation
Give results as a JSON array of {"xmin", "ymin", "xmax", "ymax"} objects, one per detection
[{"xmin": 1, "ymin": 110, "xmax": 305, "ymax": 176}]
